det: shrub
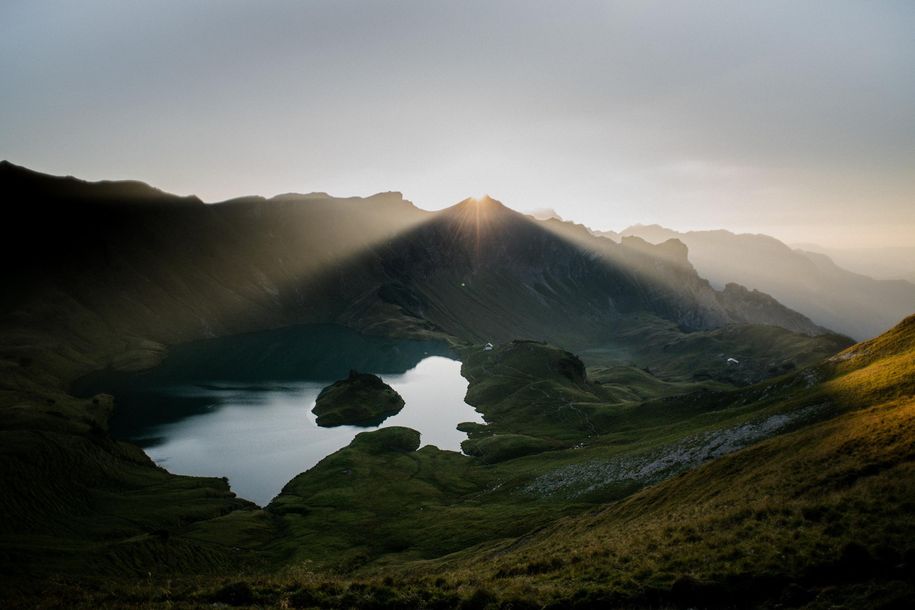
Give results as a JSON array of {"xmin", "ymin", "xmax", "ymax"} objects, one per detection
[{"xmin": 210, "ymin": 581, "xmax": 254, "ymax": 606}]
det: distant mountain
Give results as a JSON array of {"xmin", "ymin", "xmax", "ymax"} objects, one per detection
[
  {"xmin": 793, "ymin": 242, "xmax": 915, "ymax": 283},
  {"xmin": 526, "ymin": 207, "xmax": 564, "ymax": 221},
  {"xmin": 589, "ymin": 227, "xmax": 621, "ymax": 241},
  {"xmin": 615, "ymin": 224, "xmax": 915, "ymax": 340}
]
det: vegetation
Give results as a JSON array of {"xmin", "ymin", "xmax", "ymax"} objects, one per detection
[{"xmin": 426, "ymin": 317, "xmax": 915, "ymax": 608}]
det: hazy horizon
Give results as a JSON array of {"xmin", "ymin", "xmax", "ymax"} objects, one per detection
[{"xmin": 2, "ymin": 1, "xmax": 913, "ymax": 248}]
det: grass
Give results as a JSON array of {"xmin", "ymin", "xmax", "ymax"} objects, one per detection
[
  {"xmin": 434, "ymin": 396, "xmax": 915, "ymax": 608},
  {"xmin": 0, "ymin": 351, "xmax": 265, "ymax": 582}
]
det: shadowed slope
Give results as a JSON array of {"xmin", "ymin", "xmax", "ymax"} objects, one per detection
[
  {"xmin": 337, "ymin": 196, "xmax": 828, "ymax": 349},
  {"xmin": 0, "ymin": 161, "xmax": 433, "ymax": 392}
]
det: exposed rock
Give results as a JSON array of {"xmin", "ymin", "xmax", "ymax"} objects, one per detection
[{"xmin": 312, "ymin": 370, "xmax": 404, "ymax": 427}]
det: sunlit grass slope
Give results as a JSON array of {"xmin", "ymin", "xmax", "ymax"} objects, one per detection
[
  {"xmin": 424, "ymin": 315, "xmax": 915, "ymax": 608},
  {"xmin": 249, "ymin": 329, "xmax": 861, "ymax": 575}
]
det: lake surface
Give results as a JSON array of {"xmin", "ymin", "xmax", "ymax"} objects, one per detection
[{"xmin": 75, "ymin": 325, "xmax": 484, "ymax": 506}]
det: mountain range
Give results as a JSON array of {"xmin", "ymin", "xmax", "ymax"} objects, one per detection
[
  {"xmin": 794, "ymin": 242, "xmax": 915, "ymax": 284},
  {"xmin": 581, "ymin": 223, "xmax": 915, "ymax": 341},
  {"xmin": 1, "ymin": 161, "xmax": 833, "ymax": 384}
]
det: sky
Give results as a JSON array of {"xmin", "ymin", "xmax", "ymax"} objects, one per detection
[{"xmin": 2, "ymin": 1, "xmax": 914, "ymax": 248}]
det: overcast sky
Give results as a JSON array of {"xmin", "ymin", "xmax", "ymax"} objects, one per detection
[{"xmin": 2, "ymin": 1, "xmax": 913, "ymax": 247}]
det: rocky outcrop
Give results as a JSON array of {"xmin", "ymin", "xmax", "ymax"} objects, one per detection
[
  {"xmin": 312, "ymin": 371, "xmax": 405, "ymax": 427},
  {"xmin": 716, "ymin": 282, "xmax": 826, "ymax": 336}
]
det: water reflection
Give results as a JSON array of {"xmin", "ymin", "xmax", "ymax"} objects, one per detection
[{"xmin": 98, "ymin": 355, "xmax": 483, "ymax": 506}]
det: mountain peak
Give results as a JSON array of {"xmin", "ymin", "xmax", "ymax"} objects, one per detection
[
  {"xmin": 0, "ymin": 160, "xmax": 202, "ymax": 206},
  {"xmin": 446, "ymin": 194, "xmax": 511, "ymax": 213},
  {"xmin": 460, "ymin": 194, "xmax": 497, "ymax": 205},
  {"xmin": 527, "ymin": 207, "xmax": 564, "ymax": 221}
]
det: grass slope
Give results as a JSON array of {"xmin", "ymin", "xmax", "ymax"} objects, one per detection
[{"xmin": 416, "ymin": 315, "xmax": 915, "ymax": 608}]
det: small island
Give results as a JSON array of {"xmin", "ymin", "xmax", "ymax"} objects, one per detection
[{"xmin": 312, "ymin": 370, "xmax": 405, "ymax": 427}]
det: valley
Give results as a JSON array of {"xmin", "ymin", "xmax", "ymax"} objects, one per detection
[{"xmin": 0, "ymin": 164, "xmax": 912, "ymax": 609}]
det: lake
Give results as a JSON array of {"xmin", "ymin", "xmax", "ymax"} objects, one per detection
[{"xmin": 75, "ymin": 325, "xmax": 484, "ymax": 506}]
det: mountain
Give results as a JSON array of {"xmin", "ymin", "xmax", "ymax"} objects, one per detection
[
  {"xmin": 526, "ymin": 207, "xmax": 565, "ymax": 221},
  {"xmin": 0, "ymin": 161, "xmax": 431, "ymax": 380},
  {"xmin": 589, "ymin": 227, "xmax": 621, "ymax": 241},
  {"xmin": 614, "ymin": 223, "xmax": 915, "ymax": 340},
  {"xmin": 0, "ymin": 162, "xmax": 832, "ymax": 389},
  {"xmin": 351, "ymin": 197, "xmax": 831, "ymax": 344}
]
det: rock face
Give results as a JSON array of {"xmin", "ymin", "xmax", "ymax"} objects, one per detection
[
  {"xmin": 312, "ymin": 370, "xmax": 405, "ymax": 427},
  {"xmin": 715, "ymin": 282, "xmax": 826, "ymax": 336}
]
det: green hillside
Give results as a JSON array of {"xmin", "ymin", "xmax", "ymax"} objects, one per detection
[{"xmin": 437, "ymin": 315, "xmax": 915, "ymax": 608}]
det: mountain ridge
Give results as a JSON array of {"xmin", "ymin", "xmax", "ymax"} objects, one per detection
[
  {"xmin": 585, "ymin": 222, "xmax": 915, "ymax": 340},
  {"xmin": 0, "ymin": 163, "xmax": 832, "ymax": 385}
]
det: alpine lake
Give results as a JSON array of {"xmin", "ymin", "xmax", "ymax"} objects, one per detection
[{"xmin": 75, "ymin": 325, "xmax": 484, "ymax": 506}]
